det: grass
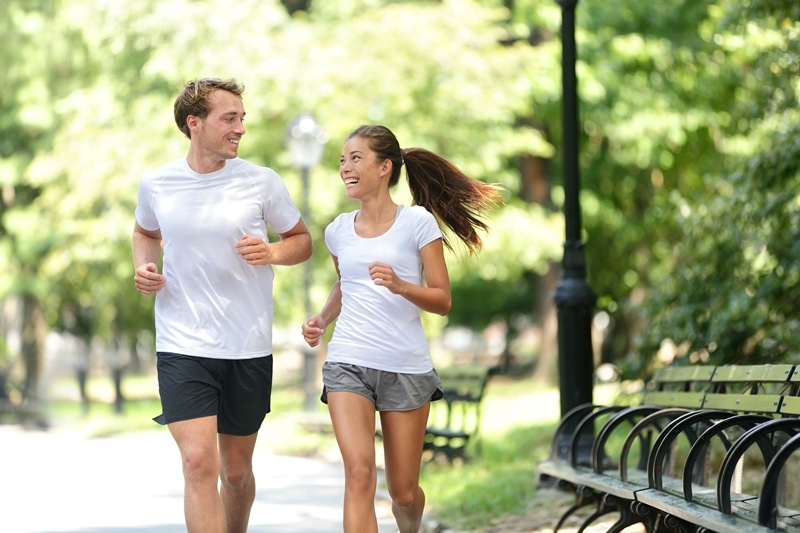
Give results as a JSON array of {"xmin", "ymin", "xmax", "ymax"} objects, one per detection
[
  {"xmin": 419, "ymin": 376, "xmax": 561, "ymax": 531},
  {"xmin": 37, "ymin": 370, "xmax": 607, "ymax": 532}
]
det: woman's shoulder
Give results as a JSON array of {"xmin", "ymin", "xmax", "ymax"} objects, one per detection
[
  {"xmin": 402, "ymin": 205, "xmax": 436, "ymax": 223},
  {"xmin": 326, "ymin": 210, "xmax": 357, "ymax": 231}
]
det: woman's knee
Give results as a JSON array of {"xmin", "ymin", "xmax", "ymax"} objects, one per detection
[
  {"xmin": 344, "ymin": 461, "xmax": 377, "ymax": 491},
  {"xmin": 389, "ymin": 483, "xmax": 422, "ymax": 508}
]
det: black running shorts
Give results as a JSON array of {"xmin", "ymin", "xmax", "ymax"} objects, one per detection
[{"xmin": 154, "ymin": 352, "xmax": 273, "ymax": 436}]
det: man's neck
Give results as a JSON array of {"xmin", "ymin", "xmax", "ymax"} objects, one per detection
[{"xmin": 186, "ymin": 148, "xmax": 227, "ymax": 174}]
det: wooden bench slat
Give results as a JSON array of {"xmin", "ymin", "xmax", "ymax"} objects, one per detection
[
  {"xmin": 703, "ymin": 393, "xmax": 783, "ymax": 413},
  {"xmin": 710, "ymin": 364, "xmax": 795, "ymax": 383},
  {"xmin": 642, "ymin": 391, "xmax": 705, "ymax": 408},
  {"xmin": 779, "ymin": 395, "xmax": 800, "ymax": 416},
  {"xmin": 651, "ymin": 365, "xmax": 717, "ymax": 383}
]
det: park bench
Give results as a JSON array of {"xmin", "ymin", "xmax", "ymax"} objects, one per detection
[
  {"xmin": 423, "ymin": 364, "xmax": 500, "ymax": 464},
  {"xmin": 536, "ymin": 363, "xmax": 800, "ymax": 533}
]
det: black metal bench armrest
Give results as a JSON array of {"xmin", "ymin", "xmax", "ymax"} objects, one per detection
[
  {"xmin": 546, "ymin": 402, "xmax": 598, "ymax": 463},
  {"xmin": 717, "ymin": 418, "xmax": 800, "ymax": 514},
  {"xmin": 640, "ymin": 408, "xmax": 723, "ymax": 489},
  {"xmin": 680, "ymin": 413, "xmax": 770, "ymax": 502},
  {"xmin": 571, "ymin": 405, "xmax": 626, "ymax": 467},
  {"xmin": 606, "ymin": 407, "xmax": 686, "ymax": 480},
  {"xmin": 758, "ymin": 431, "xmax": 800, "ymax": 528},
  {"xmin": 616, "ymin": 407, "xmax": 697, "ymax": 483}
]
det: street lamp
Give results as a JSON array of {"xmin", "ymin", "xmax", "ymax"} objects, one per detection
[
  {"xmin": 285, "ymin": 113, "xmax": 328, "ymax": 412},
  {"xmin": 553, "ymin": 0, "xmax": 596, "ymax": 421}
]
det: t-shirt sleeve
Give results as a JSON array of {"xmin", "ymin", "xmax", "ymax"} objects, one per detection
[
  {"xmin": 413, "ymin": 206, "xmax": 442, "ymax": 250},
  {"xmin": 262, "ymin": 168, "xmax": 302, "ymax": 234},
  {"xmin": 134, "ymin": 171, "xmax": 159, "ymax": 231},
  {"xmin": 324, "ymin": 214, "xmax": 345, "ymax": 257}
]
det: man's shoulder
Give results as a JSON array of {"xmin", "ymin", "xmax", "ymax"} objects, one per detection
[
  {"xmin": 229, "ymin": 157, "xmax": 268, "ymax": 171},
  {"xmin": 142, "ymin": 158, "xmax": 185, "ymax": 180},
  {"xmin": 228, "ymin": 158, "xmax": 281, "ymax": 180}
]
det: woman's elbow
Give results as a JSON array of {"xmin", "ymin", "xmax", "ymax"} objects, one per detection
[{"xmin": 435, "ymin": 296, "xmax": 452, "ymax": 316}]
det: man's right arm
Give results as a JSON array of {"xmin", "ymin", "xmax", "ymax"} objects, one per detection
[{"xmin": 132, "ymin": 222, "xmax": 166, "ymax": 295}]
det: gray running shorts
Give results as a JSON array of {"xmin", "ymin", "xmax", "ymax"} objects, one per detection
[{"xmin": 321, "ymin": 361, "xmax": 443, "ymax": 411}]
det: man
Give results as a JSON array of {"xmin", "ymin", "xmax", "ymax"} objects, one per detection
[{"xmin": 132, "ymin": 77, "xmax": 312, "ymax": 533}]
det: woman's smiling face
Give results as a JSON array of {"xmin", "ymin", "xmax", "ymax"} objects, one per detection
[{"xmin": 339, "ymin": 135, "xmax": 390, "ymax": 199}]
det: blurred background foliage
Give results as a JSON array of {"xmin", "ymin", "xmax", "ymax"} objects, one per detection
[{"xmin": 0, "ymin": 0, "xmax": 798, "ymax": 419}]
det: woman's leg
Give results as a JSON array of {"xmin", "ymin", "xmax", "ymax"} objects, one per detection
[
  {"xmin": 380, "ymin": 402, "xmax": 431, "ymax": 533},
  {"xmin": 328, "ymin": 391, "xmax": 380, "ymax": 533}
]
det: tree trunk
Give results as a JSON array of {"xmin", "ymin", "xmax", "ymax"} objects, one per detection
[
  {"xmin": 533, "ymin": 261, "xmax": 561, "ymax": 384},
  {"xmin": 21, "ymin": 294, "xmax": 46, "ymax": 403},
  {"xmin": 519, "ymin": 152, "xmax": 559, "ymax": 385}
]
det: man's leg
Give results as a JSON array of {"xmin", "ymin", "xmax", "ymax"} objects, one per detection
[
  {"xmin": 169, "ymin": 416, "xmax": 225, "ymax": 533},
  {"xmin": 218, "ymin": 432, "xmax": 259, "ymax": 533}
]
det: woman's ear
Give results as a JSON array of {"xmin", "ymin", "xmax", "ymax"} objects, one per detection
[{"xmin": 380, "ymin": 158, "xmax": 393, "ymax": 178}]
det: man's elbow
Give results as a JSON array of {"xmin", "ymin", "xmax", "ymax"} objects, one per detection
[{"xmin": 300, "ymin": 234, "xmax": 313, "ymax": 262}]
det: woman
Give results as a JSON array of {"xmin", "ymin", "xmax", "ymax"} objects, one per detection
[{"xmin": 301, "ymin": 125, "xmax": 501, "ymax": 533}]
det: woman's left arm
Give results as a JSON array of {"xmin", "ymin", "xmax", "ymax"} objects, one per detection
[{"xmin": 368, "ymin": 238, "xmax": 451, "ymax": 316}]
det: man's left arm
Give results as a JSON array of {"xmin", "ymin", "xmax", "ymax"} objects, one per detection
[{"xmin": 236, "ymin": 219, "xmax": 312, "ymax": 266}]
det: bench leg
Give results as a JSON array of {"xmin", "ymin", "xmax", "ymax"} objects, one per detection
[
  {"xmin": 650, "ymin": 510, "xmax": 692, "ymax": 533},
  {"xmin": 605, "ymin": 500, "xmax": 649, "ymax": 533},
  {"xmin": 630, "ymin": 500, "xmax": 658, "ymax": 533},
  {"xmin": 631, "ymin": 508, "xmax": 692, "ymax": 533},
  {"xmin": 553, "ymin": 485, "xmax": 598, "ymax": 533},
  {"xmin": 577, "ymin": 494, "xmax": 643, "ymax": 533}
]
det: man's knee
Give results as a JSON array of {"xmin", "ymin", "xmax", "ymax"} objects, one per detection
[
  {"xmin": 181, "ymin": 449, "xmax": 220, "ymax": 484},
  {"xmin": 220, "ymin": 465, "xmax": 253, "ymax": 489}
]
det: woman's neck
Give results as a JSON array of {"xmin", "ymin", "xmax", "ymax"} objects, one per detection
[
  {"xmin": 357, "ymin": 196, "xmax": 397, "ymax": 224},
  {"xmin": 354, "ymin": 198, "xmax": 399, "ymax": 237}
]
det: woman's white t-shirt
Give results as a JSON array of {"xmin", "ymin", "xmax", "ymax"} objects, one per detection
[
  {"xmin": 134, "ymin": 157, "xmax": 301, "ymax": 359},
  {"xmin": 324, "ymin": 205, "xmax": 442, "ymax": 374}
]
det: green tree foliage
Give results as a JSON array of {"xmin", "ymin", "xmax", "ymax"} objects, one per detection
[
  {"xmin": 2, "ymin": 0, "xmax": 797, "ymax": 402},
  {"xmin": 502, "ymin": 0, "xmax": 798, "ymax": 374},
  {"xmin": 1, "ymin": 0, "xmax": 562, "ymax": 400},
  {"xmin": 600, "ymin": 2, "xmax": 800, "ymax": 373}
]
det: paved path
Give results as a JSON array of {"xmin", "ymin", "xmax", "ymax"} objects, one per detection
[{"xmin": 0, "ymin": 426, "xmax": 397, "ymax": 533}]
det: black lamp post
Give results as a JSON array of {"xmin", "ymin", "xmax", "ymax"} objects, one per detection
[
  {"xmin": 285, "ymin": 113, "xmax": 328, "ymax": 412},
  {"xmin": 553, "ymin": 0, "xmax": 596, "ymax": 419}
]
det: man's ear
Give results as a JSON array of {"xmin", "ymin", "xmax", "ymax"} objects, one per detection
[{"xmin": 187, "ymin": 115, "xmax": 200, "ymax": 133}]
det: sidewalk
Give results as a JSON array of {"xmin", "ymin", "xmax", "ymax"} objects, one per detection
[{"xmin": 0, "ymin": 425, "xmax": 398, "ymax": 533}]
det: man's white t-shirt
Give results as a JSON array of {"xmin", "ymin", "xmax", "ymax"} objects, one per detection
[
  {"xmin": 135, "ymin": 157, "xmax": 301, "ymax": 359},
  {"xmin": 324, "ymin": 205, "xmax": 442, "ymax": 374}
]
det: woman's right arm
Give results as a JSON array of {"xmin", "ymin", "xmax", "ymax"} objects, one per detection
[{"xmin": 301, "ymin": 256, "xmax": 342, "ymax": 347}]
